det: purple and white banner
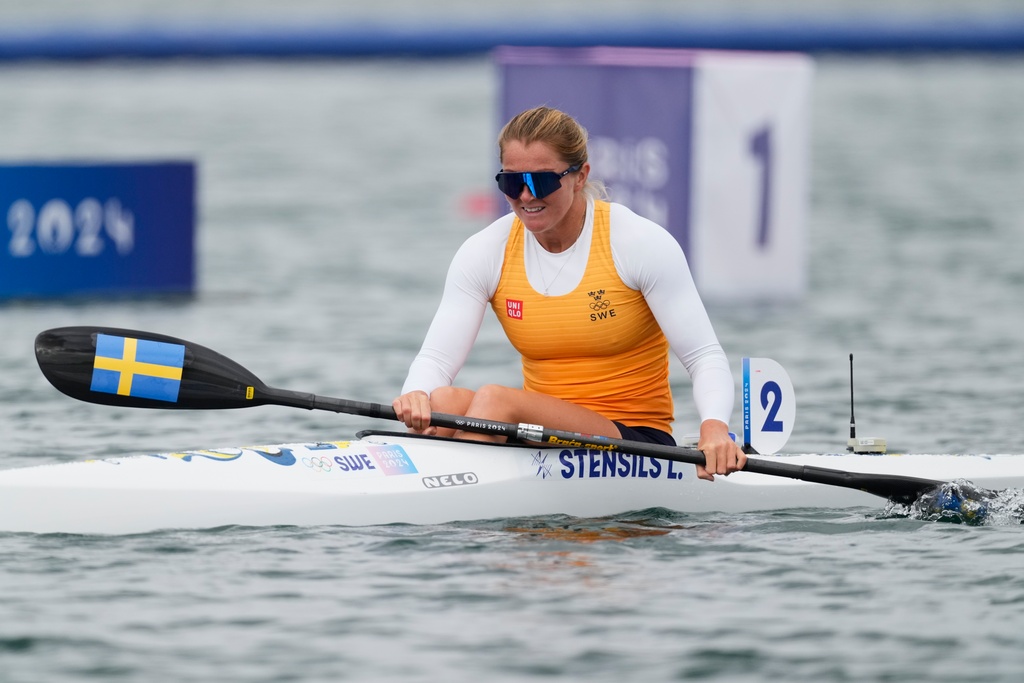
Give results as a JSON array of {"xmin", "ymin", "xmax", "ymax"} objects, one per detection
[{"xmin": 497, "ymin": 47, "xmax": 812, "ymax": 302}]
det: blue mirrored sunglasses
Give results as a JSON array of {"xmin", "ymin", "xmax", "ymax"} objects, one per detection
[{"xmin": 495, "ymin": 165, "xmax": 579, "ymax": 200}]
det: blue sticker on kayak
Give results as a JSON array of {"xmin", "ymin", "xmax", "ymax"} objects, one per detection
[{"xmin": 90, "ymin": 333, "xmax": 185, "ymax": 402}]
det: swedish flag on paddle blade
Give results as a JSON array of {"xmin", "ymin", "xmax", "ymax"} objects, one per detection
[{"xmin": 90, "ymin": 334, "xmax": 186, "ymax": 403}]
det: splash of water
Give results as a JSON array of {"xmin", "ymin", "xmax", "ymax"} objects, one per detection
[{"xmin": 884, "ymin": 479, "xmax": 1024, "ymax": 525}]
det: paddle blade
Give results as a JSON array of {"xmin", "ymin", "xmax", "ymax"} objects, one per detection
[
  {"xmin": 910, "ymin": 479, "xmax": 996, "ymax": 525},
  {"xmin": 35, "ymin": 326, "xmax": 270, "ymax": 410}
]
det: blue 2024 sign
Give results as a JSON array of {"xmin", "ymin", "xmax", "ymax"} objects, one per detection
[{"xmin": 1, "ymin": 162, "xmax": 195, "ymax": 298}]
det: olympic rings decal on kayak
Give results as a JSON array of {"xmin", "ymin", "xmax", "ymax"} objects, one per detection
[{"xmin": 302, "ymin": 456, "xmax": 333, "ymax": 472}]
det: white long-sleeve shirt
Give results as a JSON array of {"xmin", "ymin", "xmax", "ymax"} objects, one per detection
[{"xmin": 402, "ymin": 199, "xmax": 735, "ymax": 427}]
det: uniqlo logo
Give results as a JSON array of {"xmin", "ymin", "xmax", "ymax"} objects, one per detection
[{"xmin": 506, "ymin": 299, "xmax": 523, "ymax": 319}]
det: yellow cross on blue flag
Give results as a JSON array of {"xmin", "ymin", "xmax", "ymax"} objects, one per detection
[{"xmin": 90, "ymin": 334, "xmax": 186, "ymax": 403}]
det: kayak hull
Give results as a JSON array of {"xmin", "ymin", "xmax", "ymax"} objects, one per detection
[{"xmin": 2, "ymin": 431, "xmax": 1022, "ymax": 534}]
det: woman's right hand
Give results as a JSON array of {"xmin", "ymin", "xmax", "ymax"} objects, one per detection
[{"xmin": 392, "ymin": 390, "xmax": 436, "ymax": 435}]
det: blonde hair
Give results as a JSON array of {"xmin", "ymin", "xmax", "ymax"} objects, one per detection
[{"xmin": 498, "ymin": 106, "xmax": 607, "ymax": 200}]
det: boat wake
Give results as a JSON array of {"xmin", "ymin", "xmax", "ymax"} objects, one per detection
[{"xmin": 883, "ymin": 480, "xmax": 1024, "ymax": 526}]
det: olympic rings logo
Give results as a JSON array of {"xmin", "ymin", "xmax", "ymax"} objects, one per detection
[
  {"xmin": 589, "ymin": 300, "xmax": 611, "ymax": 311},
  {"xmin": 302, "ymin": 456, "xmax": 333, "ymax": 472}
]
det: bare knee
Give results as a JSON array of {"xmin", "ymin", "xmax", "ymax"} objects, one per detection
[
  {"xmin": 430, "ymin": 386, "xmax": 478, "ymax": 414},
  {"xmin": 451, "ymin": 385, "xmax": 519, "ymax": 442},
  {"xmin": 428, "ymin": 385, "xmax": 463, "ymax": 413},
  {"xmin": 469, "ymin": 384, "xmax": 514, "ymax": 413},
  {"xmin": 427, "ymin": 386, "xmax": 475, "ymax": 437}
]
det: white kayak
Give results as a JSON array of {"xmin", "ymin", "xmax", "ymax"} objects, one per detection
[{"xmin": 2, "ymin": 429, "xmax": 1023, "ymax": 534}]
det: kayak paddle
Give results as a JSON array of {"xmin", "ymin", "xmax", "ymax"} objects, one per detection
[{"xmin": 34, "ymin": 326, "xmax": 993, "ymax": 517}]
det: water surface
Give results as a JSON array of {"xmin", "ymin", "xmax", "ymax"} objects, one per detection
[{"xmin": 1, "ymin": 17, "xmax": 1024, "ymax": 683}]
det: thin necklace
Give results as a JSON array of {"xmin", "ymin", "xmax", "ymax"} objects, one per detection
[{"xmin": 533, "ymin": 222, "xmax": 584, "ymax": 296}]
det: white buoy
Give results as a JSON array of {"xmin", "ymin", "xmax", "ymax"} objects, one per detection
[{"xmin": 847, "ymin": 353, "xmax": 887, "ymax": 454}]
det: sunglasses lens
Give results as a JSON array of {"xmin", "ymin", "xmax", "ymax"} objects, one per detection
[
  {"xmin": 528, "ymin": 173, "xmax": 560, "ymax": 199},
  {"xmin": 495, "ymin": 171, "xmax": 561, "ymax": 199},
  {"xmin": 495, "ymin": 173, "xmax": 524, "ymax": 198}
]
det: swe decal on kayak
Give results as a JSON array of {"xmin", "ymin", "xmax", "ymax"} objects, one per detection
[
  {"xmin": 556, "ymin": 449, "xmax": 688, "ymax": 480},
  {"xmin": 300, "ymin": 444, "xmax": 419, "ymax": 476}
]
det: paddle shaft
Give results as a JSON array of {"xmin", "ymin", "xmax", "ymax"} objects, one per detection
[
  {"xmin": 36, "ymin": 326, "xmax": 945, "ymax": 506},
  {"xmin": 266, "ymin": 386, "xmax": 943, "ymax": 505}
]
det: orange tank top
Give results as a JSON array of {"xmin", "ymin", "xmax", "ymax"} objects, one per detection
[{"xmin": 491, "ymin": 201, "xmax": 674, "ymax": 432}]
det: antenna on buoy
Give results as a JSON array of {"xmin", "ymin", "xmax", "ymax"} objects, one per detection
[
  {"xmin": 849, "ymin": 353, "xmax": 857, "ymax": 443},
  {"xmin": 846, "ymin": 353, "xmax": 887, "ymax": 454}
]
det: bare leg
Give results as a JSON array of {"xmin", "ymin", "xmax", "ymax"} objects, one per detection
[
  {"xmin": 431, "ymin": 384, "xmax": 621, "ymax": 443},
  {"xmin": 425, "ymin": 386, "xmax": 475, "ymax": 438}
]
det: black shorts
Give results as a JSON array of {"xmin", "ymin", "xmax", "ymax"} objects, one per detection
[{"xmin": 613, "ymin": 422, "xmax": 676, "ymax": 447}]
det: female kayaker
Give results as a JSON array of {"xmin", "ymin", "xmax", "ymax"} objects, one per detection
[{"xmin": 392, "ymin": 106, "xmax": 745, "ymax": 480}]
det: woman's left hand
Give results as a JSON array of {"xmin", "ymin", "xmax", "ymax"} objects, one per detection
[{"xmin": 695, "ymin": 419, "xmax": 747, "ymax": 481}]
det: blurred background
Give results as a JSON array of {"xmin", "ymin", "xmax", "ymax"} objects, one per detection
[{"xmin": 3, "ymin": 0, "xmax": 1024, "ymax": 24}]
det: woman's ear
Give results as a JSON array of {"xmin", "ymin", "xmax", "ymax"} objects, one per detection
[{"xmin": 575, "ymin": 162, "xmax": 591, "ymax": 190}]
